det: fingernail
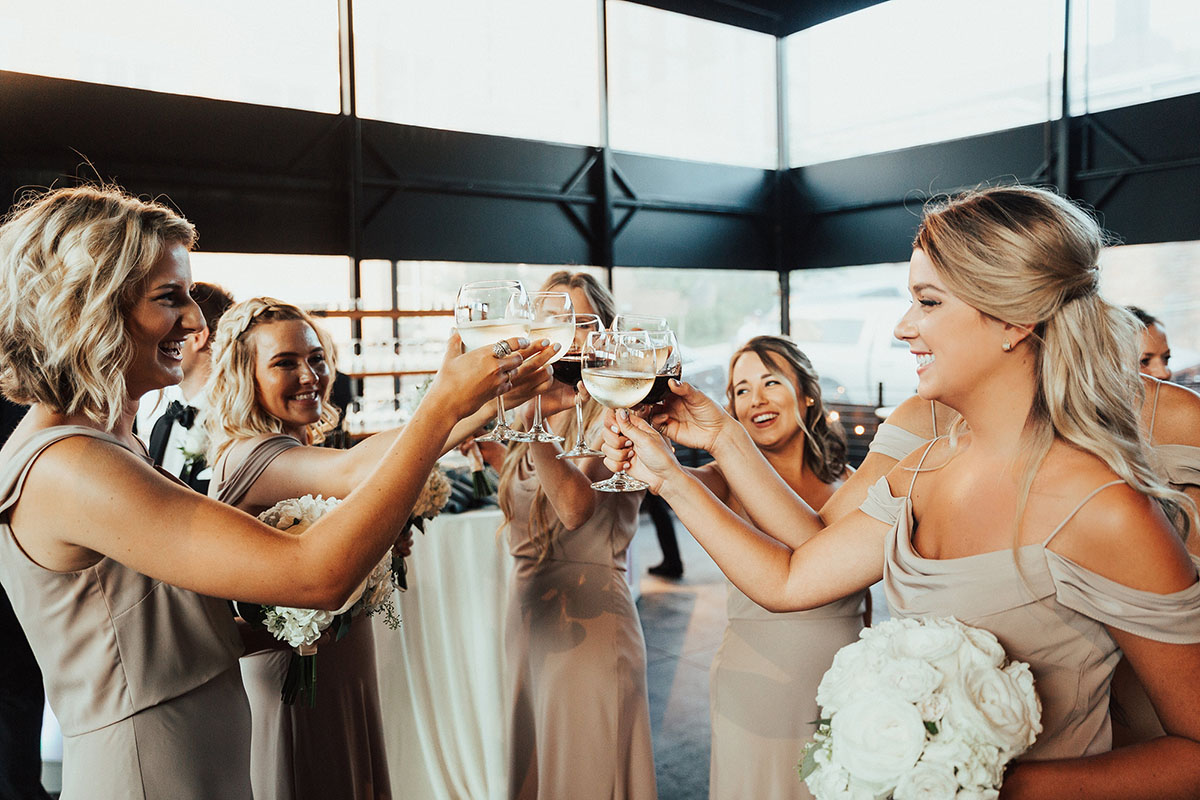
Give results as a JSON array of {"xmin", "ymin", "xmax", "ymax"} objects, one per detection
[
  {"xmin": 540, "ymin": 339, "xmax": 551, "ymax": 347},
  {"xmin": 551, "ymin": 342, "xmax": 560, "ymax": 351},
  {"xmin": 669, "ymin": 378, "xmax": 679, "ymax": 386},
  {"xmin": 517, "ymin": 338, "xmax": 529, "ymax": 347},
  {"xmin": 617, "ymin": 408, "xmax": 629, "ymax": 421},
  {"xmin": 610, "ymin": 425, "xmax": 619, "ymax": 433}
]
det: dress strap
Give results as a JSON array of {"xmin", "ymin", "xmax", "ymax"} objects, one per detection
[
  {"xmin": 929, "ymin": 400, "xmax": 938, "ymax": 436},
  {"xmin": 1148, "ymin": 379, "xmax": 1163, "ymax": 444},
  {"xmin": 1042, "ymin": 480, "xmax": 1126, "ymax": 546},
  {"xmin": 906, "ymin": 436, "xmax": 943, "ymax": 499},
  {"xmin": 211, "ymin": 435, "xmax": 301, "ymax": 506}
]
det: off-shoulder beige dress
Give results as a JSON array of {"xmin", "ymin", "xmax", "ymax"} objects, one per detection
[
  {"xmin": 504, "ymin": 451, "xmax": 657, "ymax": 800},
  {"xmin": 0, "ymin": 426, "xmax": 251, "ymax": 799},
  {"xmin": 860, "ymin": 441, "xmax": 1200, "ymax": 759},
  {"xmin": 212, "ymin": 434, "xmax": 391, "ymax": 800}
]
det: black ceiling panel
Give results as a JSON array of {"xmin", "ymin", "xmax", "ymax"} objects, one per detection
[{"xmin": 622, "ymin": 0, "xmax": 887, "ymax": 36}]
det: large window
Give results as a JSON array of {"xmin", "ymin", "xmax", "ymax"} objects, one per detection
[
  {"xmin": 606, "ymin": 1, "xmax": 778, "ymax": 168},
  {"xmin": 1068, "ymin": 0, "xmax": 1200, "ymax": 115},
  {"xmin": 785, "ymin": 0, "xmax": 1065, "ymax": 167},
  {"xmin": 789, "ymin": 262, "xmax": 916, "ymax": 407},
  {"xmin": 354, "ymin": 0, "xmax": 602, "ymax": 146},
  {"xmin": 612, "ymin": 267, "xmax": 780, "ymax": 402},
  {"xmin": 0, "ymin": 0, "xmax": 341, "ymax": 112}
]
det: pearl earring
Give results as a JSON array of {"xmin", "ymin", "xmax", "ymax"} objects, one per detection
[{"xmin": 1002, "ymin": 340, "xmax": 1013, "ymax": 352}]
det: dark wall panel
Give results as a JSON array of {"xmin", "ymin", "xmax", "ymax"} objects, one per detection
[
  {"xmin": 612, "ymin": 151, "xmax": 774, "ymax": 210},
  {"xmin": 614, "ymin": 210, "xmax": 770, "ymax": 269}
]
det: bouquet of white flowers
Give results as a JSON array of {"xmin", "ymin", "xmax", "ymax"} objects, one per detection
[
  {"xmin": 243, "ymin": 494, "xmax": 400, "ymax": 705},
  {"xmin": 799, "ymin": 616, "xmax": 1042, "ymax": 800}
]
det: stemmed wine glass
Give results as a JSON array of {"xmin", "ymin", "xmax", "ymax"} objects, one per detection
[
  {"xmin": 580, "ymin": 330, "xmax": 656, "ymax": 492},
  {"xmin": 520, "ymin": 292, "xmax": 575, "ymax": 442},
  {"xmin": 640, "ymin": 330, "xmax": 682, "ymax": 405},
  {"xmin": 556, "ymin": 314, "xmax": 604, "ymax": 460},
  {"xmin": 612, "ymin": 313, "xmax": 669, "ymax": 333},
  {"xmin": 454, "ymin": 280, "xmax": 532, "ymax": 442}
]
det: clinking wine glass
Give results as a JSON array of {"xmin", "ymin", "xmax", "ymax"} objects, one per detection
[
  {"xmin": 454, "ymin": 280, "xmax": 532, "ymax": 442},
  {"xmin": 640, "ymin": 330, "xmax": 682, "ymax": 405},
  {"xmin": 518, "ymin": 292, "xmax": 575, "ymax": 442},
  {"xmin": 581, "ymin": 330, "xmax": 656, "ymax": 492},
  {"xmin": 612, "ymin": 313, "xmax": 669, "ymax": 333},
  {"xmin": 556, "ymin": 314, "xmax": 604, "ymax": 460}
]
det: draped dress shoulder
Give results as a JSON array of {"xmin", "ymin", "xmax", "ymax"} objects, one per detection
[
  {"xmin": 211, "ymin": 433, "xmax": 391, "ymax": 800},
  {"xmin": 0, "ymin": 426, "xmax": 251, "ymax": 800},
  {"xmin": 859, "ymin": 440, "xmax": 1200, "ymax": 759},
  {"xmin": 504, "ymin": 450, "xmax": 656, "ymax": 800}
]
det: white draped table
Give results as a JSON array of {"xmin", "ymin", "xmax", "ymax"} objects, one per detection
[{"xmin": 375, "ymin": 508, "xmax": 513, "ymax": 800}]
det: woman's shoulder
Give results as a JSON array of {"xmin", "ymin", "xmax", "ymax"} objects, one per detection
[{"xmin": 1146, "ymin": 380, "xmax": 1200, "ymax": 447}]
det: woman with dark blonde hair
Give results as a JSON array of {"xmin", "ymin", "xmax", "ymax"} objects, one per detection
[
  {"xmin": 0, "ymin": 184, "xmax": 531, "ymax": 800},
  {"xmin": 497, "ymin": 271, "xmax": 656, "ymax": 800},
  {"xmin": 604, "ymin": 185, "xmax": 1200, "ymax": 796},
  {"xmin": 691, "ymin": 335, "xmax": 864, "ymax": 800}
]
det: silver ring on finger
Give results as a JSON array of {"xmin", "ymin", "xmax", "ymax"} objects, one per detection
[{"xmin": 492, "ymin": 340, "xmax": 513, "ymax": 359}]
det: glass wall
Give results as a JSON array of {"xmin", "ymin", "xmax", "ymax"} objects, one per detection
[
  {"xmin": 612, "ymin": 266, "xmax": 780, "ymax": 402},
  {"xmin": 354, "ymin": 0, "xmax": 602, "ymax": 145},
  {"xmin": 1069, "ymin": 0, "xmax": 1200, "ymax": 115},
  {"xmin": 785, "ymin": 0, "xmax": 1065, "ymax": 166},
  {"xmin": 0, "ymin": 0, "xmax": 341, "ymax": 112},
  {"xmin": 789, "ymin": 262, "xmax": 916, "ymax": 407},
  {"xmin": 606, "ymin": 0, "xmax": 778, "ymax": 168}
]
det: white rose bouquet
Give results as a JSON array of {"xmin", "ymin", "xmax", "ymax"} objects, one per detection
[
  {"xmin": 242, "ymin": 495, "xmax": 400, "ymax": 705},
  {"xmin": 799, "ymin": 616, "xmax": 1041, "ymax": 800}
]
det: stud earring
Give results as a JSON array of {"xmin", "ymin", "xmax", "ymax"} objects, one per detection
[
  {"xmin": 805, "ymin": 397, "xmax": 815, "ymax": 407},
  {"xmin": 1002, "ymin": 340, "xmax": 1013, "ymax": 352}
]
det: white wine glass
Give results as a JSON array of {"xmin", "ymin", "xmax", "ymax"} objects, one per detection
[
  {"xmin": 520, "ymin": 291, "xmax": 575, "ymax": 442},
  {"xmin": 581, "ymin": 330, "xmax": 656, "ymax": 492},
  {"xmin": 612, "ymin": 313, "xmax": 668, "ymax": 333},
  {"xmin": 454, "ymin": 280, "xmax": 532, "ymax": 442},
  {"xmin": 556, "ymin": 314, "xmax": 604, "ymax": 460}
]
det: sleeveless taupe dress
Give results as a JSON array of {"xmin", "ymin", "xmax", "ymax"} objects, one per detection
[
  {"xmin": 860, "ymin": 441, "xmax": 1200, "ymax": 759},
  {"xmin": 0, "ymin": 426, "xmax": 251, "ymax": 799},
  {"xmin": 503, "ymin": 451, "xmax": 656, "ymax": 800},
  {"xmin": 212, "ymin": 434, "xmax": 391, "ymax": 800}
]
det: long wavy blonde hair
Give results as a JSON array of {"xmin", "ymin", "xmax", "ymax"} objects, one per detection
[
  {"xmin": 915, "ymin": 184, "xmax": 1191, "ymax": 541},
  {"xmin": 498, "ymin": 271, "xmax": 616, "ymax": 563},
  {"xmin": 204, "ymin": 297, "xmax": 339, "ymax": 463},
  {"xmin": 0, "ymin": 184, "xmax": 196, "ymax": 430}
]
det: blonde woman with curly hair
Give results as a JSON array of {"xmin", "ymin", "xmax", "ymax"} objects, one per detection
[
  {"xmin": 604, "ymin": 185, "xmax": 1200, "ymax": 796},
  {"xmin": 496, "ymin": 271, "xmax": 657, "ymax": 800},
  {"xmin": 691, "ymin": 335, "xmax": 863, "ymax": 800},
  {"xmin": 0, "ymin": 185, "xmax": 529, "ymax": 800},
  {"xmin": 203, "ymin": 296, "xmax": 554, "ymax": 800}
]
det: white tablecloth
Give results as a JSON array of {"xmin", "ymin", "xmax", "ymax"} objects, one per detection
[{"xmin": 375, "ymin": 508, "xmax": 513, "ymax": 800}]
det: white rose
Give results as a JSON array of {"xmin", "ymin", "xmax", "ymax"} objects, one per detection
[
  {"xmin": 267, "ymin": 606, "xmax": 334, "ymax": 647},
  {"xmin": 805, "ymin": 763, "xmax": 882, "ymax": 800},
  {"xmin": 952, "ymin": 665, "xmax": 1040, "ymax": 755},
  {"xmin": 958, "ymin": 626, "xmax": 1006, "ymax": 669},
  {"xmin": 830, "ymin": 694, "xmax": 927, "ymax": 793},
  {"xmin": 881, "ymin": 657, "xmax": 944, "ymax": 704},
  {"xmin": 817, "ymin": 640, "xmax": 887, "ymax": 715},
  {"xmin": 887, "ymin": 620, "xmax": 966, "ymax": 666},
  {"xmin": 916, "ymin": 692, "xmax": 949, "ymax": 723},
  {"xmin": 893, "ymin": 762, "xmax": 960, "ymax": 800},
  {"xmin": 955, "ymin": 742, "xmax": 1004, "ymax": 790}
]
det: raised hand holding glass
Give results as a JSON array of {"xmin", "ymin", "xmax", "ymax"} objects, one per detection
[
  {"xmin": 454, "ymin": 280, "xmax": 532, "ymax": 442},
  {"xmin": 581, "ymin": 330, "xmax": 656, "ymax": 491}
]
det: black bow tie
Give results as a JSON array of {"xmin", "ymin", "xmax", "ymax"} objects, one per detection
[{"xmin": 147, "ymin": 400, "xmax": 198, "ymax": 467}]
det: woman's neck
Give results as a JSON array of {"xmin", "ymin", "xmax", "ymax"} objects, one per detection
[{"xmin": 947, "ymin": 364, "xmax": 1038, "ymax": 458}]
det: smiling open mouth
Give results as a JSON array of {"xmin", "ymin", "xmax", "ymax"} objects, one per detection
[
  {"xmin": 158, "ymin": 341, "xmax": 183, "ymax": 360},
  {"xmin": 915, "ymin": 353, "xmax": 935, "ymax": 368},
  {"xmin": 751, "ymin": 412, "xmax": 778, "ymax": 424}
]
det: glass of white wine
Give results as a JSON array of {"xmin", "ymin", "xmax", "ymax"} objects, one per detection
[
  {"xmin": 454, "ymin": 280, "xmax": 532, "ymax": 442},
  {"xmin": 612, "ymin": 313, "xmax": 668, "ymax": 333},
  {"xmin": 581, "ymin": 330, "xmax": 656, "ymax": 492},
  {"xmin": 520, "ymin": 291, "xmax": 575, "ymax": 442}
]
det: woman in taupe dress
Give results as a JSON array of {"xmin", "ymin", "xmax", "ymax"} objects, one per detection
[
  {"xmin": 0, "ymin": 185, "xmax": 531, "ymax": 800},
  {"xmin": 497, "ymin": 272, "xmax": 656, "ymax": 800},
  {"xmin": 604, "ymin": 185, "xmax": 1200, "ymax": 796}
]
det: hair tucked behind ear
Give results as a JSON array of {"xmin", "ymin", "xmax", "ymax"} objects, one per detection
[
  {"xmin": 916, "ymin": 184, "xmax": 1192, "ymax": 542},
  {"xmin": 204, "ymin": 297, "xmax": 339, "ymax": 464}
]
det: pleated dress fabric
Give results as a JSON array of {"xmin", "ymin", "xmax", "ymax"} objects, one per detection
[
  {"xmin": 859, "ymin": 442, "xmax": 1200, "ymax": 760},
  {"xmin": 0, "ymin": 426, "xmax": 251, "ymax": 800},
  {"xmin": 211, "ymin": 434, "xmax": 392, "ymax": 800},
  {"xmin": 503, "ymin": 452, "xmax": 657, "ymax": 800}
]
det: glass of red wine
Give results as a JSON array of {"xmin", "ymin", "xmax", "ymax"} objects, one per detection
[
  {"xmin": 556, "ymin": 314, "xmax": 604, "ymax": 459},
  {"xmin": 641, "ymin": 330, "xmax": 682, "ymax": 405}
]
